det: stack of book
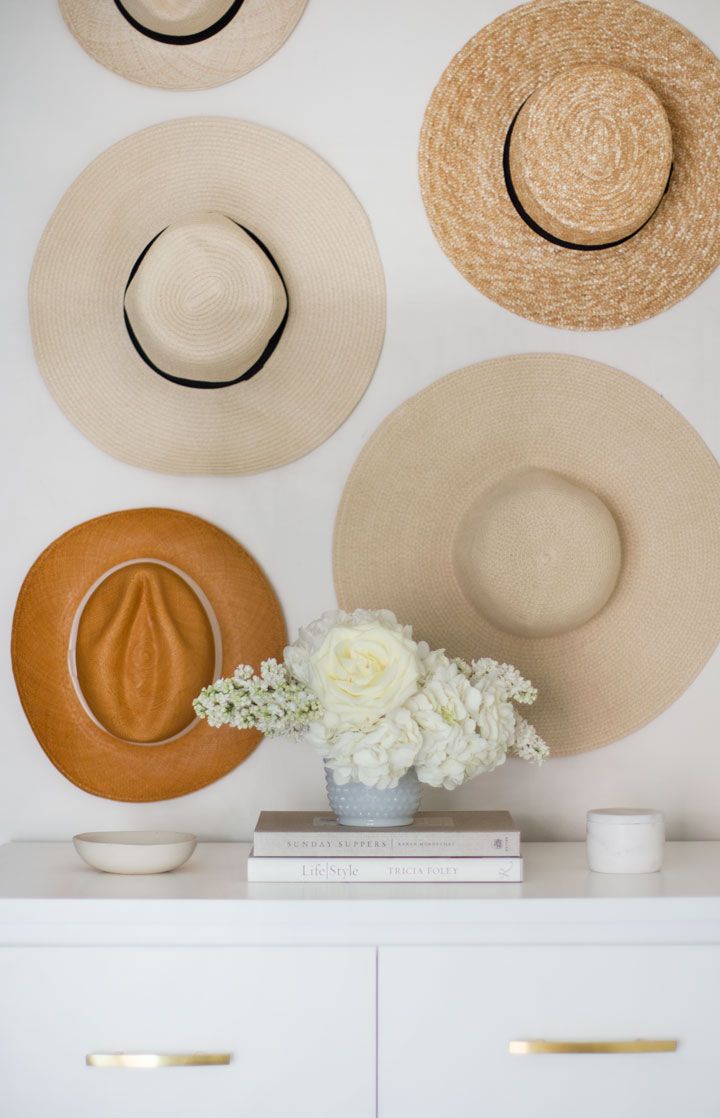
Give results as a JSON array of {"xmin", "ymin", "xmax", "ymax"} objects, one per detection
[{"xmin": 246, "ymin": 810, "xmax": 522, "ymax": 882}]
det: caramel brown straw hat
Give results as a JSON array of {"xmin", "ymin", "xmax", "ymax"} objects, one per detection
[
  {"xmin": 334, "ymin": 355, "xmax": 720, "ymax": 756},
  {"xmin": 59, "ymin": 0, "xmax": 307, "ymax": 91},
  {"xmin": 420, "ymin": 0, "xmax": 720, "ymax": 330},
  {"xmin": 29, "ymin": 117, "xmax": 385, "ymax": 475},
  {"xmin": 12, "ymin": 509, "xmax": 286, "ymax": 801}
]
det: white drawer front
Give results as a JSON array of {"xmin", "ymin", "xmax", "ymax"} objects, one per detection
[
  {"xmin": 379, "ymin": 945, "xmax": 719, "ymax": 1118},
  {"xmin": 0, "ymin": 946, "xmax": 375, "ymax": 1118}
]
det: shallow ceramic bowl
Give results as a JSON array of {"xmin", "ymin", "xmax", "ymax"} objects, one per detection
[{"xmin": 73, "ymin": 831, "xmax": 197, "ymax": 874}]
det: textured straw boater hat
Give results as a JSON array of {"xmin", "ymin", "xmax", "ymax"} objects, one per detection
[
  {"xmin": 420, "ymin": 0, "xmax": 720, "ymax": 330},
  {"xmin": 29, "ymin": 117, "xmax": 385, "ymax": 475},
  {"xmin": 334, "ymin": 355, "xmax": 720, "ymax": 756},
  {"xmin": 12, "ymin": 509, "xmax": 286, "ymax": 801},
  {"xmin": 59, "ymin": 0, "xmax": 307, "ymax": 90}
]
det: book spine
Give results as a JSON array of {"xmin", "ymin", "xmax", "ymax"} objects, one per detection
[
  {"xmin": 252, "ymin": 833, "xmax": 520, "ymax": 857},
  {"xmin": 247, "ymin": 856, "xmax": 523, "ymax": 883}
]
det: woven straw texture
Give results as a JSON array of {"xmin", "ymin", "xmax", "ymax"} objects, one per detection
[
  {"xmin": 333, "ymin": 354, "xmax": 720, "ymax": 756},
  {"xmin": 11, "ymin": 509, "xmax": 286, "ymax": 801},
  {"xmin": 508, "ymin": 63, "xmax": 672, "ymax": 245},
  {"xmin": 122, "ymin": 212, "xmax": 289, "ymax": 384},
  {"xmin": 420, "ymin": 0, "xmax": 720, "ymax": 330},
  {"xmin": 74, "ymin": 561, "xmax": 217, "ymax": 744},
  {"xmin": 59, "ymin": 0, "xmax": 307, "ymax": 91},
  {"xmin": 29, "ymin": 117, "xmax": 386, "ymax": 475}
]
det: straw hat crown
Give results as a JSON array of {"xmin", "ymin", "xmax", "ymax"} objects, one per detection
[
  {"xmin": 124, "ymin": 213, "xmax": 288, "ymax": 385},
  {"xmin": 74, "ymin": 560, "xmax": 218, "ymax": 745},
  {"xmin": 117, "ymin": 0, "xmax": 241, "ymax": 40},
  {"xmin": 453, "ymin": 468, "xmax": 623, "ymax": 638},
  {"xmin": 507, "ymin": 63, "xmax": 673, "ymax": 247}
]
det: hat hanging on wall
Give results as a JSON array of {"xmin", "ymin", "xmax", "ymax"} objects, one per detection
[
  {"xmin": 29, "ymin": 117, "xmax": 386, "ymax": 475},
  {"xmin": 420, "ymin": 0, "xmax": 720, "ymax": 330},
  {"xmin": 59, "ymin": 0, "xmax": 307, "ymax": 90},
  {"xmin": 333, "ymin": 354, "xmax": 720, "ymax": 756},
  {"xmin": 11, "ymin": 509, "xmax": 286, "ymax": 801}
]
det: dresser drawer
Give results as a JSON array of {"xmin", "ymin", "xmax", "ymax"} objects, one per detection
[
  {"xmin": 0, "ymin": 945, "xmax": 375, "ymax": 1118},
  {"xmin": 379, "ymin": 945, "xmax": 719, "ymax": 1118}
]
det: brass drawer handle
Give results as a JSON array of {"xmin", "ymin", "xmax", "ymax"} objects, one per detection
[
  {"xmin": 87, "ymin": 1052, "xmax": 231, "ymax": 1068},
  {"xmin": 509, "ymin": 1039, "xmax": 678, "ymax": 1055}
]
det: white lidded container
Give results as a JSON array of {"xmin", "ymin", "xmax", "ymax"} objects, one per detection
[{"xmin": 586, "ymin": 808, "xmax": 665, "ymax": 874}]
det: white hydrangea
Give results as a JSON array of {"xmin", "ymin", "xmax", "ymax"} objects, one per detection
[
  {"xmin": 309, "ymin": 706, "xmax": 423, "ymax": 790},
  {"xmin": 407, "ymin": 652, "xmax": 512, "ymax": 789}
]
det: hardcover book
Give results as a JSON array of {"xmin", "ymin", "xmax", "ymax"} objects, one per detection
[
  {"xmin": 253, "ymin": 810, "xmax": 519, "ymax": 857},
  {"xmin": 247, "ymin": 850, "xmax": 523, "ymax": 883}
]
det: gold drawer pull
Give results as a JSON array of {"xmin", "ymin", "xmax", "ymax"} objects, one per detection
[
  {"xmin": 87, "ymin": 1052, "xmax": 231, "ymax": 1069},
  {"xmin": 509, "ymin": 1039, "xmax": 678, "ymax": 1055}
]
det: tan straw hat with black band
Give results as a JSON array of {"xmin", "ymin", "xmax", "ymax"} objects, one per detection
[
  {"xmin": 59, "ymin": 0, "xmax": 307, "ymax": 90},
  {"xmin": 420, "ymin": 0, "xmax": 720, "ymax": 330},
  {"xmin": 334, "ymin": 355, "xmax": 720, "ymax": 756},
  {"xmin": 29, "ymin": 117, "xmax": 385, "ymax": 475},
  {"xmin": 12, "ymin": 509, "xmax": 286, "ymax": 801}
]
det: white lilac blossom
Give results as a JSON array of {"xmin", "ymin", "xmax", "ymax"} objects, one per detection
[
  {"xmin": 509, "ymin": 715, "xmax": 550, "ymax": 764},
  {"xmin": 195, "ymin": 611, "xmax": 548, "ymax": 787},
  {"xmin": 193, "ymin": 659, "xmax": 321, "ymax": 737},
  {"xmin": 454, "ymin": 657, "xmax": 538, "ymax": 705}
]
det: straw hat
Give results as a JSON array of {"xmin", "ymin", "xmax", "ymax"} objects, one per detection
[
  {"xmin": 11, "ymin": 509, "xmax": 286, "ymax": 801},
  {"xmin": 334, "ymin": 355, "xmax": 720, "ymax": 756},
  {"xmin": 420, "ymin": 0, "xmax": 720, "ymax": 330},
  {"xmin": 59, "ymin": 0, "xmax": 307, "ymax": 90},
  {"xmin": 29, "ymin": 117, "xmax": 385, "ymax": 474}
]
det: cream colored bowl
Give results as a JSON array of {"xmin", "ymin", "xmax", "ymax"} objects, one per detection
[{"xmin": 73, "ymin": 831, "xmax": 197, "ymax": 874}]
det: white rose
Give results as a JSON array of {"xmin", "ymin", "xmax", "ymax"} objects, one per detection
[{"xmin": 285, "ymin": 609, "xmax": 421, "ymax": 728}]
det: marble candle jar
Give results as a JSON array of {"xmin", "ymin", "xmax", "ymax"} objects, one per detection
[{"xmin": 586, "ymin": 808, "xmax": 665, "ymax": 874}]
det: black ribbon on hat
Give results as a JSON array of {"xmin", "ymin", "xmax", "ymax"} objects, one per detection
[
  {"xmin": 123, "ymin": 220, "xmax": 289, "ymax": 390},
  {"xmin": 114, "ymin": 0, "xmax": 244, "ymax": 45},
  {"xmin": 503, "ymin": 103, "xmax": 673, "ymax": 252}
]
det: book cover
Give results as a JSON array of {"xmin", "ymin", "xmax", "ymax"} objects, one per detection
[
  {"xmin": 247, "ymin": 850, "xmax": 523, "ymax": 883},
  {"xmin": 253, "ymin": 810, "xmax": 519, "ymax": 857}
]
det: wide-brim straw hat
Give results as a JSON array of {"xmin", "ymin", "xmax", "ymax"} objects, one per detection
[
  {"xmin": 420, "ymin": 0, "xmax": 720, "ymax": 330},
  {"xmin": 12, "ymin": 509, "xmax": 286, "ymax": 801},
  {"xmin": 334, "ymin": 355, "xmax": 720, "ymax": 756},
  {"xmin": 30, "ymin": 117, "xmax": 385, "ymax": 475},
  {"xmin": 59, "ymin": 0, "xmax": 307, "ymax": 91}
]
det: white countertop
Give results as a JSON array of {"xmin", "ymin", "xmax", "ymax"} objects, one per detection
[{"xmin": 1, "ymin": 841, "xmax": 719, "ymax": 947}]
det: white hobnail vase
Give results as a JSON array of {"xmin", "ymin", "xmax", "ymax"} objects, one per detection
[{"xmin": 324, "ymin": 765, "xmax": 423, "ymax": 827}]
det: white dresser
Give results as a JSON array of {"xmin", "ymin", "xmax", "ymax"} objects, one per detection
[{"xmin": 1, "ymin": 841, "xmax": 718, "ymax": 1118}]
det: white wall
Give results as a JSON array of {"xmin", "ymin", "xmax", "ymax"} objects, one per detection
[{"xmin": 1, "ymin": 0, "xmax": 719, "ymax": 843}]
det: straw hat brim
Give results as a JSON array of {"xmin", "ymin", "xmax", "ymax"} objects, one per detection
[
  {"xmin": 419, "ymin": 0, "xmax": 720, "ymax": 330},
  {"xmin": 333, "ymin": 355, "xmax": 720, "ymax": 756},
  {"xmin": 11, "ymin": 509, "xmax": 286, "ymax": 801},
  {"xmin": 59, "ymin": 0, "xmax": 307, "ymax": 91},
  {"xmin": 29, "ymin": 117, "xmax": 386, "ymax": 475}
]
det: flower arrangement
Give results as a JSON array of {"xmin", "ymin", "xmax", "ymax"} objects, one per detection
[{"xmin": 194, "ymin": 609, "xmax": 548, "ymax": 791}]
